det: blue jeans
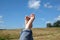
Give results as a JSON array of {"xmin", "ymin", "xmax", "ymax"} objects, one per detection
[{"xmin": 19, "ymin": 29, "xmax": 33, "ymax": 40}]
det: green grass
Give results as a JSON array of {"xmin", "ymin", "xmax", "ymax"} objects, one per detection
[{"xmin": 0, "ymin": 28, "xmax": 60, "ymax": 40}]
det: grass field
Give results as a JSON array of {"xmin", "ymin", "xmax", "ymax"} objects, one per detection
[{"xmin": 0, "ymin": 28, "xmax": 60, "ymax": 40}]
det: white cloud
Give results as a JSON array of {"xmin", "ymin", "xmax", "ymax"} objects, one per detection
[
  {"xmin": 44, "ymin": 3, "xmax": 53, "ymax": 8},
  {"xmin": 0, "ymin": 15, "xmax": 4, "ymax": 23},
  {"xmin": 46, "ymin": 21, "xmax": 51, "ymax": 23},
  {"xmin": 28, "ymin": 0, "xmax": 41, "ymax": 9},
  {"xmin": 0, "ymin": 16, "xmax": 3, "ymax": 18},
  {"xmin": 55, "ymin": 15, "xmax": 60, "ymax": 20},
  {"xmin": 0, "ymin": 15, "xmax": 3, "ymax": 20}
]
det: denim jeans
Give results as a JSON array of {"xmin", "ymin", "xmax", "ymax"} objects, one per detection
[{"xmin": 19, "ymin": 29, "xmax": 33, "ymax": 40}]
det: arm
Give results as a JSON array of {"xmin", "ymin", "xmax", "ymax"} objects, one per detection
[{"xmin": 19, "ymin": 14, "xmax": 35, "ymax": 40}]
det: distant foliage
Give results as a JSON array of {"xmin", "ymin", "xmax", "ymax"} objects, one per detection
[
  {"xmin": 47, "ymin": 23, "xmax": 52, "ymax": 27},
  {"xmin": 0, "ymin": 37, "xmax": 6, "ymax": 40},
  {"xmin": 47, "ymin": 20, "xmax": 60, "ymax": 27}
]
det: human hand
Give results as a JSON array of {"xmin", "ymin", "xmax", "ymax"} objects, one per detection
[{"xmin": 25, "ymin": 14, "xmax": 35, "ymax": 29}]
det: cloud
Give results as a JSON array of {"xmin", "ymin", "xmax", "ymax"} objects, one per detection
[
  {"xmin": 46, "ymin": 21, "xmax": 51, "ymax": 23},
  {"xmin": 28, "ymin": 0, "xmax": 41, "ymax": 9},
  {"xmin": 0, "ymin": 16, "xmax": 4, "ymax": 23},
  {"xmin": 55, "ymin": 15, "xmax": 60, "ymax": 20},
  {"xmin": 0, "ymin": 16, "xmax": 3, "ymax": 18},
  {"xmin": 44, "ymin": 3, "xmax": 53, "ymax": 8}
]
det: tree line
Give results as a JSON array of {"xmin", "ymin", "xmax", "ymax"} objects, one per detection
[{"xmin": 47, "ymin": 20, "xmax": 60, "ymax": 27}]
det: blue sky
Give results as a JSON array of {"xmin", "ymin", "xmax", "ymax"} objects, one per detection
[{"xmin": 0, "ymin": 0, "xmax": 60, "ymax": 29}]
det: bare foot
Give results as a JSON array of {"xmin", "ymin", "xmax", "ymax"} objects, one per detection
[{"xmin": 25, "ymin": 14, "xmax": 35, "ymax": 29}]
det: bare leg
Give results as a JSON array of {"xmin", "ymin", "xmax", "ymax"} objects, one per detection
[
  {"xmin": 20, "ymin": 14, "xmax": 35, "ymax": 40},
  {"xmin": 25, "ymin": 14, "xmax": 35, "ymax": 29}
]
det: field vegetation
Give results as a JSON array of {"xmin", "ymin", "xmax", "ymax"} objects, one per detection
[{"xmin": 0, "ymin": 28, "xmax": 60, "ymax": 40}]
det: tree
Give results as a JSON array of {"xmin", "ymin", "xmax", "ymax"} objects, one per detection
[
  {"xmin": 46, "ymin": 20, "xmax": 60, "ymax": 27},
  {"xmin": 53, "ymin": 20, "xmax": 60, "ymax": 27},
  {"xmin": 47, "ymin": 23, "xmax": 52, "ymax": 27}
]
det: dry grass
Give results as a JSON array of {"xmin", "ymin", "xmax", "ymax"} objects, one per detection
[
  {"xmin": 32, "ymin": 28, "xmax": 60, "ymax": 40},
  {"xmin": 0, "ymin": 28, "xmax": 60, "ymax": 40}
]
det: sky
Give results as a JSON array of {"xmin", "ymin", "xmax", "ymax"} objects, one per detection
[{"xmin": 0, "ymin": 0, "xmax": 60, "ymax": 29}]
